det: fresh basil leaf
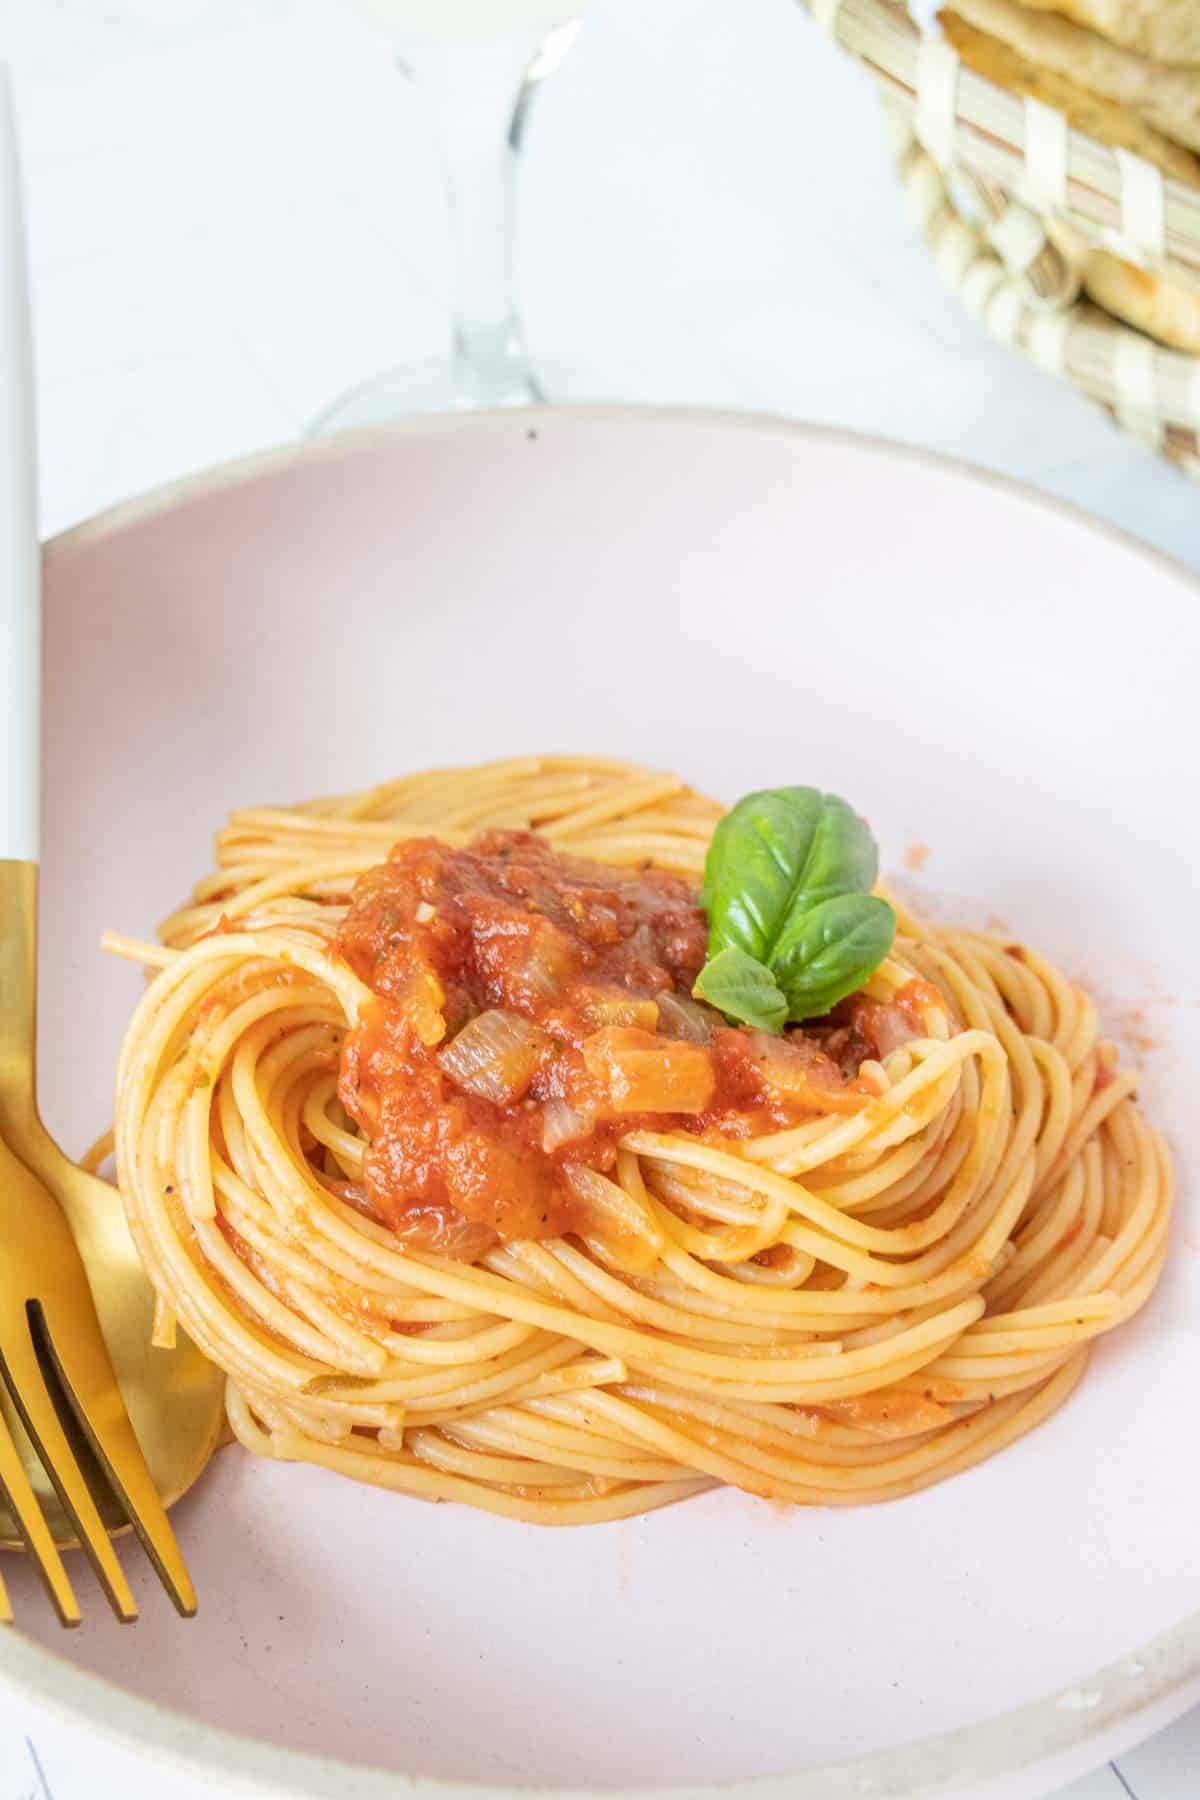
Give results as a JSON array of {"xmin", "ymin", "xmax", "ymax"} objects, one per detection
[
  {"xmin": 702, "ymin": 788, "xmax": 881, "ymax": 966},
  {"xmin": 699, "ymin": 785, "xmax": 893, "ymax": 1029},
  {"xmin": 772, "ymin": 894, "xmax": 897, "ymax": 1021},
  {"xmin": 702, "ymin": 787, "xmax": 824, "ymax": 963},
  {"xmin": 693, "ymin": 946, "xmax": 788, "ymax": 1033},
  {"xmin": 792, "ymin": 794, "xmax": 879, "ymax": 915}
]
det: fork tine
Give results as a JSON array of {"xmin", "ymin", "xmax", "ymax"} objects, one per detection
[
  {"xmin": 0, "ymin": 1398, "xmax": 79, "ymax": 1625},
  {"xmin": 0, "ymin": 1319, "xmax": 136, "ymax": 1621},
  {"xmin": 31, "ymin": 1301, "xmax": 196, "ymax": 1618}
]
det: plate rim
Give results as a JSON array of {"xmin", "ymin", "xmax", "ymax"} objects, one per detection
[
  {"xmin": 10, "ymin": 402, "xmax": 1198, "ymax": 1798},
  {"xmin": 43, "ymin": 402, "xmax": 1200, "ymax": 603}
]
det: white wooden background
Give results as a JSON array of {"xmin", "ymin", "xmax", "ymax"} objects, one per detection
[{"xmin": 0, "ymin": 1, "xmax": 1197, "ymax": 1795}]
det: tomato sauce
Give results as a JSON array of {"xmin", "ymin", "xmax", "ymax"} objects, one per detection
[{"xmin": 334, "ymin": 832, "xmax": 890, "ymax": 1256}]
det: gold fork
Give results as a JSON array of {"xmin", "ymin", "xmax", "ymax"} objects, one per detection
[
  {"xmin": 0, "ymin": 867, "xmax": 220, "ymax": 1625},
  {"xmin": 0, "ymin": 1089, "xmax": 196, "ymax": 1625},
  {"xmin": 0, "ymin": 67, "xmax": 218, "ymax": 1623}
]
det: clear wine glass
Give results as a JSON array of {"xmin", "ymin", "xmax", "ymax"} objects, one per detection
[{"xmin": 312, "ymin": 2, "xmax": 581, "ymax": 432}]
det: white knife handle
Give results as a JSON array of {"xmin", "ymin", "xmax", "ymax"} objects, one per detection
[{"xmin": 0, "ymin": 65, "xmax": 39, "ymax": 863}]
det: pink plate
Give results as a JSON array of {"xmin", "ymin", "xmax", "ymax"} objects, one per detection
[{"xmin": 2, "ymin": 408, "xmax": 1197, "ymax": 1799}]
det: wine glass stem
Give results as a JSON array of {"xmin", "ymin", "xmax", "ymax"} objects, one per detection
[{"xmin": 402, "ymin": 35, "xmax": 566, "ymax": 409}]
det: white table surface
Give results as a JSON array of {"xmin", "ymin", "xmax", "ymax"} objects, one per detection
[{"xmin": 0, "ymin": 1, "xmax": 1196, "ymax": 1795}]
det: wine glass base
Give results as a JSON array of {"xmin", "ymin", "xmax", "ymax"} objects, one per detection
[
  {"xmin": 308, "ymin": 358, "xmax": 544, "ymax": 436},
  {"xmin": 306, "ymin": 350, "xmax": 651, "ymax": 436}
]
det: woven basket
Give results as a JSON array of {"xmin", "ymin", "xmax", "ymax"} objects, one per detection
[{"xmin": 802, "ymin": 0, "xmax": 1200, "ymax": 479}]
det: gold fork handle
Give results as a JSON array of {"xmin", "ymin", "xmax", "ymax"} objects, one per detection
[{"xmin": 1, "ymin": 70, "xmax": 40, "ymax": 1133}]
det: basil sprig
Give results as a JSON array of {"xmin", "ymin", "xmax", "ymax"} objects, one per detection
[
  {"xmin": 693, "ymin": 787, "xmax": 896, "ymax": 1031},
  {"xmin": 692, "ymin": 945, "xmax": 789, "ymax": 1033}
]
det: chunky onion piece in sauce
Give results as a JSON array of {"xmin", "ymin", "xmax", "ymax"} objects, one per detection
[
  {"xmin": 437, "ymin": 1008, "xmax": 550, "ymax": 1104},
  {"xmin": 336, "ymin": 832, "xmax": 909, "ymax": 1255}
]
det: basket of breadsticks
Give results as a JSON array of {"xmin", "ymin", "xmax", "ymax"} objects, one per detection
[{"xmin": 803, "ymin": 0, "xmax": 1200, "ymax": 479}]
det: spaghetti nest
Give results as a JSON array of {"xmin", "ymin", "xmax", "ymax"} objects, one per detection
[{"xmin": 112, "ymin": 757, "xmax": 1172, "ymax": 1524}]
